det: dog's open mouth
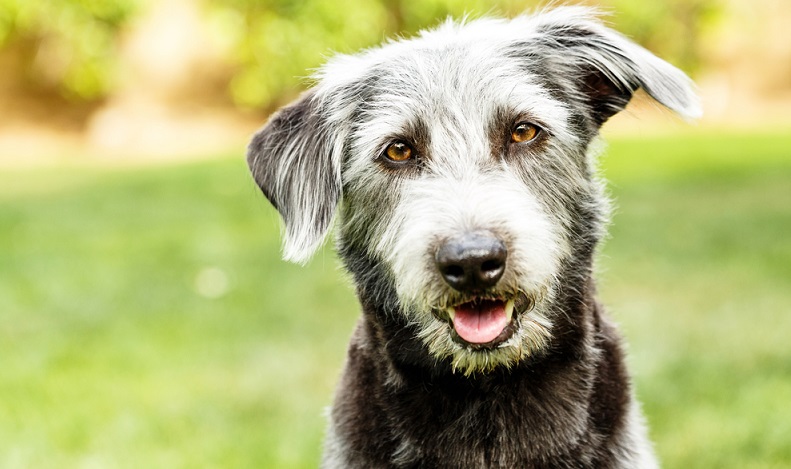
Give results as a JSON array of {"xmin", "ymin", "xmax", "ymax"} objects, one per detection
[{"xmin": 445, "ymin": 293, "xmax": 533, "ymax": 349}]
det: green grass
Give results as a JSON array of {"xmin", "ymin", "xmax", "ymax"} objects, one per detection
[
  {"xmin": 598, "ymin": 131, "xmax": 791, "ymax": 468},
  {"xmin": 0, "ymin": 131, "xmax": 789, "ymax": 468}
]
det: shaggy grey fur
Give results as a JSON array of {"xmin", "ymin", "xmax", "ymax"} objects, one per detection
[{"xmin": 247, "ymin": 7, "xmax": 699, "ymax": 468}]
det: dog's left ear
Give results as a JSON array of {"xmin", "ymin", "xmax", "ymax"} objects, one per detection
[
  {"xmin": 532, "ymin": 8, "xmax": 702, "ymax": 125},
  {"xmin": 247, "ymin": 91, "xmax": 342, "ymax": 264}
]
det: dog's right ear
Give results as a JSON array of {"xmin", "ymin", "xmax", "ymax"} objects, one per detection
[
  {"xmin": 247, "ymin": 91, "xmax": 342, "ymax": 264},
  {"xmin": 529, "ymin": 7, "xmax": 702, "ymax": 126}
]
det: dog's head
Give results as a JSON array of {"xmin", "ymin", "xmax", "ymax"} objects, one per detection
[{"xmin": 248, "ymin": 7, "xmax": 700, "ymax": 375}]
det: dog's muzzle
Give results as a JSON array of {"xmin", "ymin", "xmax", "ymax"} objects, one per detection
[{"xmin": 435, "ymin": 231, "xmax": 520, "ymax": 346}]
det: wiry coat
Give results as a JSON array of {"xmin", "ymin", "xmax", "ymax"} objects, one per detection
[{"xmin": 247, "ymin": 7, "xmax": 699, "ymax": 468}]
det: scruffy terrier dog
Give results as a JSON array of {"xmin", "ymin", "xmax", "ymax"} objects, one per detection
[{"xmin": 247, "ymin": 7, "xmax": 699, "ymax": 468}]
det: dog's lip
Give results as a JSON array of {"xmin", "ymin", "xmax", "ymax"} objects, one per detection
[
  {"xmin": 444, "ymin": 292, "xmax": 533, "ymax": 320},
  {"xmin": 441, "ymin": 292, "xmax": 534, "ymax": 349}
]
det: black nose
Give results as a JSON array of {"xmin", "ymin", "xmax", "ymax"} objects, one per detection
[{"xmin": 435, "ymin": 232, "xmax": 507, "ymax": 292}]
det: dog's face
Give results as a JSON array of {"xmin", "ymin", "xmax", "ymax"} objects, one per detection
[{"xmin": 248, "ymin": 8, "xmax": 700, "ymax": 375}]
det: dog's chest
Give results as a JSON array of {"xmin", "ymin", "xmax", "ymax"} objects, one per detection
[{"xmin": 352, "ymin": 371, "xmax": 595, "ymax": 468}]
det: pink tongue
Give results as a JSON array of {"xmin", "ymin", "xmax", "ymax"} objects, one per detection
[{"xmin": 452, "ymin": 300, "xmax": 508, "ymax": 344}]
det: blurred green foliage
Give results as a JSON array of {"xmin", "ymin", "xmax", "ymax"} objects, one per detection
[
  {"xmin": 605, "ymin": 0, "xmax": 720, "ymax": 74},
  {"xmin": 208, "ymin": 0, "xmax": 722, "ymax": 109},
  {"xmin": 0, "ymin": 0, "xmax": 138, "ymax": 100},
  {"xmin": 0, "ymin": 0, "xmax": 721, "ymax": 108}
]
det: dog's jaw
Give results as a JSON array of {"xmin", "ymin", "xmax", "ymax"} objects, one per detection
[{"xmin": 417, "ymin": 290, "xmax": 555, "ymax": 376}]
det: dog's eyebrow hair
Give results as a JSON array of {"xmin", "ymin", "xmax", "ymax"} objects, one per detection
[
  {"xmin": 364, "ymin": 110, "xmax": 431, "ymax": 151},
  {"xmin": 406, "ymin": 116, "xmax": 431, "ymax": 151}
]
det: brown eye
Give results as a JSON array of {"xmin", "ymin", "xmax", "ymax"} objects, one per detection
[
  {"xmin": 385, "ymin": 141, "xmax": 414, "ymax": 162},
  {"xmin": 511, "ymin": 123, "xmax": 539, "ymax": 143}
]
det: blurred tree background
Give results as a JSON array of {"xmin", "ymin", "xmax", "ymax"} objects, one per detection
[
  {"xmin": 0, "ymin": 0, "xmax": 137, "ymax": 101},
  {"xmin": 1, "ymin": 0, "xmax": 789, "ymax": 161},
  {"xmin": 0, "ymin": 0, "xmax": 722, "ymax": 110},
  {"xmin": 210, "ymin": 0, "xmax": 721, "ymax": 110}
]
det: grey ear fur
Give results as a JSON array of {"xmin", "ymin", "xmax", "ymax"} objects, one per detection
[
  {"xmin": 247, "ymin": 91, "xmax": 342, "ymax": 264},
  {"xmin": 534, "ymin": 7, "xmax": 702, "ymax": 124}
]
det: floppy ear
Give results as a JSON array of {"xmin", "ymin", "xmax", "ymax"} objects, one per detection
[
  {"xmin": 533, "ymin": 7, "xmax": 702, "ymax": 125},
  {"xmin": 247, "ymin": 91, "xmax": 342, "ymax": 264}
]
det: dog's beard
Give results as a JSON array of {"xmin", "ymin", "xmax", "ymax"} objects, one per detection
[{"xmin": 403, "ymin": 285, "xmax": 556, "ymax": 376}]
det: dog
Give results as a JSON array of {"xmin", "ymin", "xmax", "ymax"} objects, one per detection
[{"xmin": 247, "ymin": 7, "xmax": 699, "ymax": 468}]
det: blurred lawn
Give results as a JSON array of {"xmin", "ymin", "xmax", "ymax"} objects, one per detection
[{"xmin": 1, "ymin": 131, "xmax": 789, "ymax": 468}]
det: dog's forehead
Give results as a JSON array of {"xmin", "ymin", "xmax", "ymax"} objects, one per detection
[
  {"xmin": 320, "ymin": 32, "xmax": 572, "ymax": 167},
  {"xmin": 324, "ymin": 17, "xmax": 576, "ymax": 112},
  {"xmin": 366, "ymin": 45, "xmax": 564, "ymax": 121}
]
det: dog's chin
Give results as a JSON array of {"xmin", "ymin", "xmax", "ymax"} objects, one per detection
[{"xmin": 419, "ymin": 291, "xmax": 554, "ymax": 376}]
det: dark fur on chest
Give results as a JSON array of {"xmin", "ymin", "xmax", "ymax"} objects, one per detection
[{"xmin": 329, "ymin": 250, "xmax": 631, "ymax": 468}]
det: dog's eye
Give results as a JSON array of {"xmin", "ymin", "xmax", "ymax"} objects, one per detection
[
  {"xmin": 384, "ymin": 141, "xmax": 414, "ymax": 162},
  {"xmin": 511, "ymin": 123, "xmax": 540, "ymax": 143}
]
